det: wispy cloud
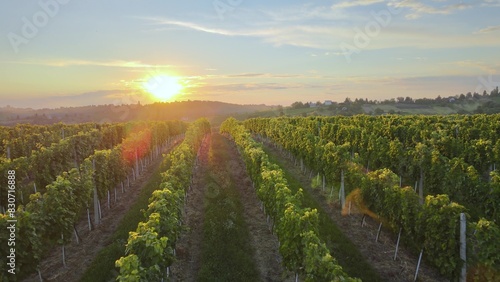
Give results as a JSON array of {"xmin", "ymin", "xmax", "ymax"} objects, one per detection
[
  {"xmin": 6, "ymin": 89, "xmax": 151, "ymax": 109},
  {"xmin": 138, "ymin": 3, "xmax": 500, "ymax": 53},
  {"xmin": 389, "ymin": 0, "xmax": 472, "ymax": 19},
  {"xmin": 332, "ymin": 0, "xmax": 386, "ymax": 9},
  {"xmin": 453, "ymin": 60, "xmax": 499, "ymax": 74},
  {"xmin": 5, "ymin": 59, "xmax": 175, "ymax": 69},
  {"xmin": 143, "ymin": 18, "xmax": 238, "ymax": 36},
  {"xmin": 262, "ymin": 3, "xmax": 348, "ymax": 21},
  {"xmin": 193, "ymin": 82, "xmax": 323, "ymax": 93},
  {"xmin": 475, "ymin": 25, "xmax": 500, "ymax": 34}
]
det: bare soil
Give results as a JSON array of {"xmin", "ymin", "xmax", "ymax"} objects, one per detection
[
  {"xmin": 22, "ymin": 138, "xmax": 182, "ymax": 282},
  {"xmin": 261, "ymin": 139, "xmax": 447, "ymax": 282},
  {"xmin": 169, "ymin": 134, "xmax": 211, "ymax": 281},
  {"xmin": 170, "ymin": 133, "xmax": 293, "ymax": 281}
]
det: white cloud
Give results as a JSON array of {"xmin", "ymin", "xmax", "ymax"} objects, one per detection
[
  {"xmin": 138, "ymin": 2, "xmax": 500, "ymax": 53},
  {"xmin": 332, "ymin": 0, "xmax": 386, "ymax": 9},
  {"xmin": 6, "ymin": 59, "xmax": 175, "ymax": 69},
  {"xmin": 453, "ymin": 60, "xmax": 499, "ymax": 74},
  {"xmin": 475, "ymin": 25, "xmax": 500, "ymax": 34},
  {"xmin": 389, "ymin": 0, "xmax": 474, "ymax": 19}
]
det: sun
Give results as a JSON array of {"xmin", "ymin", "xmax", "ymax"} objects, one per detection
[{"xmin": 142, "ymin": 75, "xmax": 183, "ymax": 101}]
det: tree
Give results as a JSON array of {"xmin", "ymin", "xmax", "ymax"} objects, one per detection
[
  {"xmin": 291, "ymin": 101, "xmax": 305, "ymax": 109},
  {"xmin": 276, "ymin": 105, "xmax": 285, "ymax": 116}
]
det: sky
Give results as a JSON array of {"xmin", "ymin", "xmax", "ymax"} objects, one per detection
[{"xmin": 0, "ymin": 0, "xmax": 499, "ymax": 108}]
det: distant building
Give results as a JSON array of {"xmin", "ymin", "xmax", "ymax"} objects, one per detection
[
  {"xmin": 324, "ymin": 100, "xmax": 333, "ymax": 105},
  {"xmin": 449, "ymin": 98, "xmax": 456, "ymax": 103}
]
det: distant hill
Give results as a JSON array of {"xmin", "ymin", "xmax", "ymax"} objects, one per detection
[
  {"xmin": 234, "ymin": 87, "xmax": 500, "ymax": 118},
  {"xmin": 0, "ymin": 101, "xmax": 272, "ymax": 126},
  {"xmin": 3, "ymin": 87, "xmax": 500, "ymax": 126}
]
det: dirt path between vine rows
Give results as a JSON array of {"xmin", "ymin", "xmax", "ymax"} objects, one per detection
[
  {"xmin": 261, "ymin": 139, "xmax": 447, "ymax": 282},
  {"xmin": 22, "ymin": 138, "xmax": 182, "ymax": 282},
  {"xmin": 170, "ymin": 132, "xmax": 293, "ymax": 281}
]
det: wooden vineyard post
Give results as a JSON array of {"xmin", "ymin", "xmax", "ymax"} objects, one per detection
[
  {"xmin": 394, "ymin": 227, "xmax": 402, "ymax": 260},
  {"xmin": 322, "ymin": 174, "xmax": 326, "ymax": 191},
  {"xmin": 361, "ymin": 214, "xmax": 366, "ymax": 227},
  {"xmin": 135, "ymin": 149, "xmax": 139, "ymax": 179},
  {"xmin": 87, "ymin": 207, "xmax": 92, "ymax": 231},
  {"xmin": 61, "ymin": 233, "xmax": 66, "ymax": 267},
  {"xmin": 414, "ymin": 249, "xmax": 423, "ymax": 281},
  {"xmin": 73, "ymin": 226, "xmax": 80, "ymax": 244},
  {"xmin": 460, "ymin": 213, "xmax": 466, "ymax": 282},
  {"xmin": 92, "ymin": 159, "xmax": 100, "ymax": 226},
  {"xmin": 375, "ymin": 222, "xmax": 383, "ymax": 242},
  {"xmin": 340, "ymin": 169, "xmax": 345, "ymax": 210}
]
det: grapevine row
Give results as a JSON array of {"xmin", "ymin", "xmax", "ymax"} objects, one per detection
[
  {"xmin": 0, "ymin": 121, "xmax": 184, "ymax": 281},
  {"xmin": 0, "ymin": 122, "xmax": 99, "ymax": 159},
  {"xmin": 0, "ymin": 121, "xmax": 186, "ymax": 211},
  {"xmin": 0, "ymin": 123, "xmax": 127, "ymax": 210},
  {"xmin": 245, "ymin": 117, "xmax": 499, "ymax": 279},
  {"xmin": 115, "ymin": 118, "xmax": 210, "ymax": 281},
  {"xmin": 220, "ymin": 118, "xmax": 359, "ymax": 282},
  {"xmin": 245, "ymin": 115, "xmax": 500, "ymax": 222}
]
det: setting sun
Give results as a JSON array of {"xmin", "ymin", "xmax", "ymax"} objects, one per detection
[{"xmin": 143, "ymin": 75, "xmax": 183, "ymax": 101}]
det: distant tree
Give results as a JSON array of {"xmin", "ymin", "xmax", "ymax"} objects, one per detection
[
  {"xmin": 277, "ymin": 105, "xmax": 284, "ymax": 116},
  {"xmin": 374, "ymin": 108, "xmax": 384, "ymax": 115},
  {"xmin": 459, "ymin": 94, "xmax": 466, "ymax": 100},
  {"xmin": 316, "ymin": 101, "xmax": 322, "ymax": 106},
  {"xmin": 291, "ymin": 101, "xmax": 305, "ymax": 109},
  {"xmin": 405, "ymin": 96, "xmax": 413, "ymax": 103},
  {"xmin": 344, "ymin": 97, "xmax": 352, "ymax": 104},
  {"xmin": 491, "ymin": 86, "xmax": 499, "ymax": 97},
  {"xmin": 397, "ymin": 97, "xmax": 405, "ymax": 103},
  {"xmin": 466, "ymin": 92, "xmax": 472, "ymax": 99}
]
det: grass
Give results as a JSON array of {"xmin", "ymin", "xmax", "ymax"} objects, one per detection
[
  {"xmin": 80, "ymin": 166, "xmax": 164, "ymax": 282},
  {"xmin": 262, "ymin": 146, "xmax": 383, "ymax": 282},
  {"xmin": 197, "ymin": 134, "xmax": 259, "ymax": 282}
]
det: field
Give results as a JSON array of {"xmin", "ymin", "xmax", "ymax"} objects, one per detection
[{"xmin": 1, "ymin": 115, "xmax": 499, "ymax": 282}]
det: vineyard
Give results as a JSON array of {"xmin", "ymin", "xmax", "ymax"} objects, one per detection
[{"xmin": 0, "ymin": 115, "xmax": 499, "ymax": 281}]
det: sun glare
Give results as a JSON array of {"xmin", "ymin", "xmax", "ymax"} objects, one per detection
[{"xmin": 143, "ymin": 75, "xmax": 183, "ymax": 101}]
